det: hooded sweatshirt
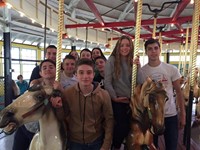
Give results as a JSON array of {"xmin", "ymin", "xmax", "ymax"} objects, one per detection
[{"xmin": 60, "ymin": 82, "xmax": 114, "ymax": 150}]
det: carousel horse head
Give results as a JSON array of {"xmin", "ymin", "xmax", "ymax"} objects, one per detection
[
  {"xmin": 182, "ymin": 74, "xmax": 200, "ymax": 106},
  {"xmin": 132, "ymin": 77, "xmax": 168, "ymax": 134},
  {"xmin": 0, "ymin": 84, "xmax": 66, "ymax": 150},
  {"xmin": 128, "ymin": 77, "xmax": 168, "ymax": 150}
]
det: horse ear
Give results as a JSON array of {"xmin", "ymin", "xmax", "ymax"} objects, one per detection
[
  {"xmin": 43, "ymin": 86, "xmax": 53, "ymax": 95},
  {"xmin": 28, "ymin": 84, "xmax": 42, "ymax": 92}
]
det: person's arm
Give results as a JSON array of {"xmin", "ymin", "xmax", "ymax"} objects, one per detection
[
  {"xmin": 104, "ymin": 58, "xmax": 130, "ymax": 103},
  {"xmin": 13, "ymin": 81, "xmax": 20, "ymax": 97},
  {"xmin": 104, "ymin": 59, "xmax": 117, "ymax": 99},
  {"xmin": 101, "ymin": 91, "xmax": 114, "ymax": 150},
  {"xmin": 30, "ymin": 79, "xmax": 41, "ymax": 87},
  {"xmin": 173, "ymin": 79, "xmax": 186, "ymax": 129}
]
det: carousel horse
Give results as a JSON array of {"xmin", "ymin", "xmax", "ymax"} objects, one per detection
[
  {"xmin": 127, "ymin": 77, "xmax": 168, "ymax": 150},
  {"xmin": 181, "ymin": 67, "xmax": 200, "ymax": 106},
  {"xmin": 0, "ymin": 84, "xmax": 66, "ymax": 150}
]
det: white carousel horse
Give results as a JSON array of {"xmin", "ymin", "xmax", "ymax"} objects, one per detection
[{"xmin": 0, "ymin": 84, "xmax": 66, "ymax": 150}]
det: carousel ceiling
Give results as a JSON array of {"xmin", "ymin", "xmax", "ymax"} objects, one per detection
[{"xmin": 0, "ymin": 0, "xmax": 199, "ymax": 50}]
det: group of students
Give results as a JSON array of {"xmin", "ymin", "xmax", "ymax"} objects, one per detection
[{"xmin": 12, "ymin": 36, "xmax": 185, "ymax": 150}]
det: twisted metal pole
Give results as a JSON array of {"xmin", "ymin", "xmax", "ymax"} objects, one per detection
[
  {"xmin": 183, "ymin": 27, "xmax": 189, "ymax": 76},
  {"xmin": 152, "ymin": 16, "xmax": 157, "ymax": 39},
  {"xmin": 186, "ymin": 0, "xmax": 200, "ymax": 149},
  {"xmin": 131, "ymin": 0, "xmax": 143, "ymax": 97},
  {"xmin": 55, "ymin": 0, "xmax": 64, "ymax": 81}
]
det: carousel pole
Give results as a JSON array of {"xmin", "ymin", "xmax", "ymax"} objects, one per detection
[
  {"xmin": 178, "ymin": 43, "xmax": 183, "ymax": 73},
  {"xmin": 131, "ymin": 0, "xmax": 143, "ymax": 97},
  {"xmin": 158, "ymin": 31, "xmax": 162, "ymax": 53},
  {"xmin": 152, "ymin": 14, "xmax": 157, "ymax": 39},
  {"xmin": 129, "ymin": 1, "xmax": 143, "ymax": 147},
  {"xmin": 55, "ymin": 0, "xmax": 64, "ymax": 81},
  {"xmin": 183, "ymin": 27, "xmax": 189, "ymax": 76},
  {"xmin": 185, "ymin": 0, "xmax": 200, "ymax": 149}
]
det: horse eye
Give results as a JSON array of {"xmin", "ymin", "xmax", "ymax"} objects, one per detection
[
  {"xmin": 149, "ymin": 94, "xmax": 155, "ymax": 103},
  {"xmin": 36, "ymin": 94, "xmax": 44, "ymax": 101}
]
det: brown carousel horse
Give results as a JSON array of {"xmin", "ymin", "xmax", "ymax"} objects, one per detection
[
  {"xmin": 0, "ymin": 85, "xmax": 66, "ymax": 150},
  {"xmin": 127, "ymin": 77, "xmax": 168, "ymax": 150},
  {"xmin": 181, "ymin": 67, "xmax": 200, "ymax": 106}
]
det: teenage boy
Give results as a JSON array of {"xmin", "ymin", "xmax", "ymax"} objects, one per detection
[
  {"xmin": 52, "ymin": 58, "xmax": 114, "ymax": 150},
  {"xmin": 60, "ymin": 55, "xmax": 77, "ymax": 89},
  {"xmin": 138, "ymin": 38, "xmax": 185, "ymax": 150},
  {"xmin": 13, "ymin": 45, "xmax": 57, "ymax": 150}
]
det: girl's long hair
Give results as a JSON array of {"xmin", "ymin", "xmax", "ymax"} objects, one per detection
[{"xmin": 110, "ymin": 35, "xmax": 134, "ymax": 79}]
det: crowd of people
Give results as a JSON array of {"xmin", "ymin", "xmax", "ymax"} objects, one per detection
[{"xmin": 10, "ymin": 36, "xmax": 185, "ymax": 150}]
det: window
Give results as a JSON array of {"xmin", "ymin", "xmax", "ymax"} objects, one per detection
[{"xmin": 21, "ymin": 49, "xmax": 36, "ymax": 63}]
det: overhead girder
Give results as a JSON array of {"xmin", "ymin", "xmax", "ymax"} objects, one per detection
[
  {"xmin": 65, "ymin": 16, "xmax": 193, "ymax": 29},
  {"xmin": 108, "ymin": 28, "xmax": 196, "ymax": 41},
  {"xmin": 84, "ymin": 0, "xmax": 104, "ymax": 25},
  {"xmin": 171, "ymin": 0, "xmax": 190, "ymax": 30}
]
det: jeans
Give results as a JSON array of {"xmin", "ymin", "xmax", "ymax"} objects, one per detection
[
  {"xmin": 68, "ymin": 135, "xmax": 103, "ymax": 150},
  {"xmin": 12, "ymin": 125, "xmax": 35, "ymax": 150},
  {"xmin": 154, "ymin": 115, "xmax": 178, "ymax": 150},
  {"xmin": 112, "ymin": 102, "xmax": 131, "ymax": 149}
]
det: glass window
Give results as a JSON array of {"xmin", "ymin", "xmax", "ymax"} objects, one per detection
[
  {"xmin": 41, "ymin": 51, "xmax": 44, "ymax": 60},
  {"xmin": 22, "ymin": 64, "xmax": 36, "ymax": 80},
  {"xmin": 21, "ymin": 49, "xmax": 36, "ymax": 64},
  {"xmin": 11, "ymin": 64, "xmax": 20, "ymax": 80},
  {"xmin": 11, "ymin": 47, "xmax": 20, "ymax": 63}
]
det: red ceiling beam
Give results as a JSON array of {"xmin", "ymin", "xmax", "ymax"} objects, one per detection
[
  {"xmin": 112, "ymin": 28, "xmax": 134, "ymax": 38},
  {"xmin": 172, "ymin": 0, "xmax": 190, "ymax": 21},
  {"xmin": 65, "ymin": 16, "xmax": 193, "ymax": 29},
  {"xmin": 84, "ymin": 0, "xmax": 104, "ymax": 26},
  {"xmin": 108, "ymin": 28, "xmax": 192, "ymax": 41},
  {"xmin": 172, "ymin": 0, "xmax": 190, "ymax": 30}
]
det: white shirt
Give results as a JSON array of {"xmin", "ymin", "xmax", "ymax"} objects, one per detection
[
  {"xmin": 60, "ymin": 72, "xmax": 77, "ymax": 89},
  {"xmin": 139, "ymin": 62, "xmax": 181, "ymax": 117}
]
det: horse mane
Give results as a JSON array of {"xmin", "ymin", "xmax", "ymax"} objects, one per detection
[
  {"xmin": 130, "ymin": 77, "xmax": 153, "ymax": 122},
  {"xmin": 130, "ymin": 77, "xmax": 167, "ymax": 124}
]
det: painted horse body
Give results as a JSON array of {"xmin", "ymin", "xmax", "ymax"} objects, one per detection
[
  {"xmin": 128, "ymin": 77, "xmax": 168, "ymax": 150},
  {"xmin": 0, "ymin": 85, "xmax": 66, "ymax": 150}
]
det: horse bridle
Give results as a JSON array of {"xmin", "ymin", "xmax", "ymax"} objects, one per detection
[{"xmin": 21, "ymin": 98, "xmax": 49, "ymax": 119}]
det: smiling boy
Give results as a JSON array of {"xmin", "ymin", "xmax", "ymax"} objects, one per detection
[{"xmin": 53, "ymin": 58, "xmax": 113, "ymax": 150}]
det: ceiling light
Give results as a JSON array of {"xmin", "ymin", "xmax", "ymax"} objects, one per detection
[
  {"xmin": 19, "ymin": 12, "xmax": 25, "ymax": 17},
  {"xmin": 171, "ymin": 23, "xmax": 174, "ymax": 27},
  {"xmin": 5, "ymin": 3, "xmax": 12, "ymax": 9},
  {"xmin": 31, "ymin": 19, "xmax": 35, "ymax": 24},
  {"xmin": 190, "ymin": 0, "xmax": 194, "ymax": 4},
  {"xmin": 51, "ymin": 28, "xmax": 55, "ymax": 32}
]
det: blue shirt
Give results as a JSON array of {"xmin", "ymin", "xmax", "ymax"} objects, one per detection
[{"xmin": 16, "ymin": 80, "xmax": 28, "ymax": 95}]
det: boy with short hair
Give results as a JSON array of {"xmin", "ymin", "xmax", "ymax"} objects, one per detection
[
  {"xmin": 138, "ymin": 38, "xmax": 185, "ymax": 150},
  {"xmin": 52, "ymin": 58, "xmax": 114, "ymax": 150},
  {"xmin": 60, "ymin": 55, "xmax": 77, "ymax": 89}
]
